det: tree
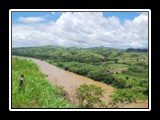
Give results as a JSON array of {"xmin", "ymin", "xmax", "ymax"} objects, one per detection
[
  {"xmin": 61, "ymin": 52, "xmax": 73, "ymax": 61},
  {"xmin": 76, "ymin": 84, "xmax": 105, "ymax": 108},
  {"xmin": 136, "ymin": 58, "xmax": 139, "ymax": 62},
  {"xmin": 115, "ymin": 59, "xmax": 118, "ymax": 64},
  {"xmin": 109, "ymin": 89, "xmax": 136, "ymax": 108}
]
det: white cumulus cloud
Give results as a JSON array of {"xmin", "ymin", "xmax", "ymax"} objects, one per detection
[
  {"xmin": 12, "ymin": 12, "xmax": 148, "ymax": 48},
  {"xmin": 18, "ymin": 16, "xmax": 46, "ymax": 23}
]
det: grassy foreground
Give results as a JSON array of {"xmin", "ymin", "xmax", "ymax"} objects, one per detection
[{"xmin": 12, "ymin": 57, "xmax": 75, "ymax": 108}]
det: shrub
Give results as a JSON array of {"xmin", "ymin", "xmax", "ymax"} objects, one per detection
[
  {"xmin": 76, "ymin": 84, "xmax": 106, "ymax": 108},
  {"xmin": 112, "ymin": 78, "xmax": 126, "ymax": 89},
  {"xmin": 125, "ymin": 76, "xmax": 129, "ymax": 80},
  {"xmin": 87, "ymin": 68, "xmax": 110, "ymax": 81},
  {"xmin": 64, "ymin": 66, "xmax": 69, "ymax": 70},
  {"xmin": 128, "ymin": 66, "xmax": 143, "ymax": 72},
  {"xmin": 57, "ymin": 63, "xmax": 64, "ymax": 68}
]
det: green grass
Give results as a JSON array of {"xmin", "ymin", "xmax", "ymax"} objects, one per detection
[
  {"xmin": 12, "ymin": 57, "xmax": 75, "ymax": 108},
  {"xmin": 103, "ymin": 64, "xmax": 128, "ymax": 73},
  {"xmin": 106, "ymin": 64, "xmax": 129, "ymax": 68}
]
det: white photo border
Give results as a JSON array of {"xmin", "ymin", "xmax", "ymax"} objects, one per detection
[{"xmin": 9, "ymin": 9, "xmax": 151, "ymax": 111}]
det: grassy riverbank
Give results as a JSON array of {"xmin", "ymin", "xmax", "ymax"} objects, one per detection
[{"xmin": 12, "ymin": 57, "xmax": 75, "ymax": 108}]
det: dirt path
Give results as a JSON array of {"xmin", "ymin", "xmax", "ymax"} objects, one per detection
[{"xmin": 15, "ymin": 56, "xmax": 148, "ymax": 108}]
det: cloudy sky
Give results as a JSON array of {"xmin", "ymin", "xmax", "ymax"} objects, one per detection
[{"xmin": 12, "ymin": 11, "xmax": 148, "ymax": 48}]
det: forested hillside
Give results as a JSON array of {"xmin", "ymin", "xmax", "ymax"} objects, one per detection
[{"xmin": 12, "ymin": 45, "xmax": 149, "ymax": 103}]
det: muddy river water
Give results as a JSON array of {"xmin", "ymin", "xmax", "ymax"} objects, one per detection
[{"xmin": 31, "ymin": 58, "xmax": 114, "ymax": 105}]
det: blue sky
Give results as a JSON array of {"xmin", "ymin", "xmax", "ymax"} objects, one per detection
[
  {"xmin": 12, "ymin": 12, "xmax": 139, "ymax": 24},
  {"xmin": 12, "ymin": 11, "xmax": 148, "ymax": 48},
  {"xmin": 103, "ymin": 12, "xmax": 140, "ymax": 23},
  {"xmin": 12, "ymin": 12, "xmax": 62, "ymax": 24}
]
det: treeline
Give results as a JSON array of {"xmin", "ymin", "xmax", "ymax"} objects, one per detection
[{"xmin": 126, "ymin": 48, "xmax": 148, "ymax": 52}]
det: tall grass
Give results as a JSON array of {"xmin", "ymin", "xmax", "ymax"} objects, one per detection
[{"xmin": 12, "ymin": 57, "xmax": 75, "ymax": 108}]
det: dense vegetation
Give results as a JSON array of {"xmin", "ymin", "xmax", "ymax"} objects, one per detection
[
  {"xmin": 12, "ymin": 57, "xmax": 75, "ymax": 108},
  {"xmin": 76, "ymin": 84, "xmax": 105, "ymax": 108},
  {"xmin": 12, "ymin": 45, "xmax": 149, "ymax": 104}
]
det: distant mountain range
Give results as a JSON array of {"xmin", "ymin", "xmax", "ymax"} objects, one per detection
[
  {"xmin": 88, "ymin": 47, "xmax": 148, "ymax": 52},
  {"xmin": 126, "ymin": 48, "xmax": 148, "ymax": 52},
  {"xmin": 13, "ymin": 45, "xmax": 148, "ymax": 52}
]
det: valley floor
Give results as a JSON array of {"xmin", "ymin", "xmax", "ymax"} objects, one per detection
[{"xmin": 17, "ymin": 56, "xmax": 148, "ymax": 108}]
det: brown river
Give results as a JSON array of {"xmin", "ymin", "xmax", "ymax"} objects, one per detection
[{"xmin": 31, "ymin": 58, "xmax": 114, "ymax": 105}]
